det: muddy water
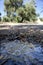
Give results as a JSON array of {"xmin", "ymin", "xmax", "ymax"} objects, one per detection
[{"xmin": 0, "ymin": 40, "xmax": 43, "ymax": 65}]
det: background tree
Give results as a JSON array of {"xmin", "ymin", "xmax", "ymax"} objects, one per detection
[
  {"xmin": 17, "ymin": 0, "xmax": 37, "ymax": 22},
  {"xmin": 4, "ymin": 0, "xmax": 37, "ymax": 22},
  {"xmin": 40, "ymin": 18, "xmax": 43, "ymax": 22},
  {"xmin": 0, "ymin": 13, "xmax": 1, "ymax": 21},
  {"xmin": 3, "ymin": 16, "xmax": 10, "ymax": 22},
  {"xmin": 4, "ymin": 0, "xmax": 23, "ymax": 17}
]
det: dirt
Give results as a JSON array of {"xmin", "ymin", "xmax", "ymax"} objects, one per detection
[{"xmin": 0, "ymin": 24, "xmax": 43, "ymax": 45}]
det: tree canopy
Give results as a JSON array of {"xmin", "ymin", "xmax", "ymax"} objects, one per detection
[
  {"xmin": 0, "ymin": 13, "xmax": 1, "ymax": 21},
  {"xmin": 4, "ymin": 0, "xmax": 37, "ymax": 22},
  {"xmin": 4, "ymin": 0, "xmax": 23, "ymax": 17}
]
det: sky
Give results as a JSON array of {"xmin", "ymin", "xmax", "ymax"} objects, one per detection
[{"xmin": 0, "ymin": 0, "xmax": 43, "ymax": 17}]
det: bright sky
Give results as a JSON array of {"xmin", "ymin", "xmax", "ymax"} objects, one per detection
[{"xmin": 0, "ymin": 0, "xmax": 43, "ymax": 17}]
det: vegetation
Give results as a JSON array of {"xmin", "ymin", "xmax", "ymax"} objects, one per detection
[
  {"xmin": 3, "ymin": 16, "xmax": 10, "ymax": 22},
  {"xmin": 2, "ymin": 0, "xmax": 38, "ymax": 22},
  {"xmin": 0, "ymin": 13, "xmax": 1, "ymax": 21},
  {"xmin": 17, "ymin": 3, "xmax": 37, "ymax": 22},
  {"xmin": 1, "ymin": 0, "xmax": 43, "ymax": 23},
  {"xmin": 40, "ymin": 18, "xmax": 43, "ymax": 22},
  {"xmin": 3, "ymin": 0, "xmax": 37, "ymax": 22}
]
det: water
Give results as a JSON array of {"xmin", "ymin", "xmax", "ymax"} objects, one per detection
[{"xmin": 0, "ymin": 40, "xmax": 43, "ymax": 65}]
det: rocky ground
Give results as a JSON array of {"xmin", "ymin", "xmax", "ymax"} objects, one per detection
[
  {"xmin": 0, "ymin": 24, "xmax": 43, "ymax": 65},
  {"xmin": 0, "ymin": 25, "xmax": 43, "ymax": 44}
]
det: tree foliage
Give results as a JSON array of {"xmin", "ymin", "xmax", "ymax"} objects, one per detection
[
  {"xmin": 3, "ymin": 16, "xmax": 10, "ymax": 22},
  {"xmin": 0, "ymin": 13, "xmax": 1, "ymax": 21},
  {"xmin": 40, "ymin": 18, "xmax": 43, "ymax": 22},
  {"xmin": 4, "ymin": 0, "xmax": 37, "ymax": 22},
  {"xmin": 4, "ymin": 0, "xmax": 23, "ymax": 17},
  {"xmin": 17, "ymin": 0, "xmax": 37, "ymax": 22}
]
